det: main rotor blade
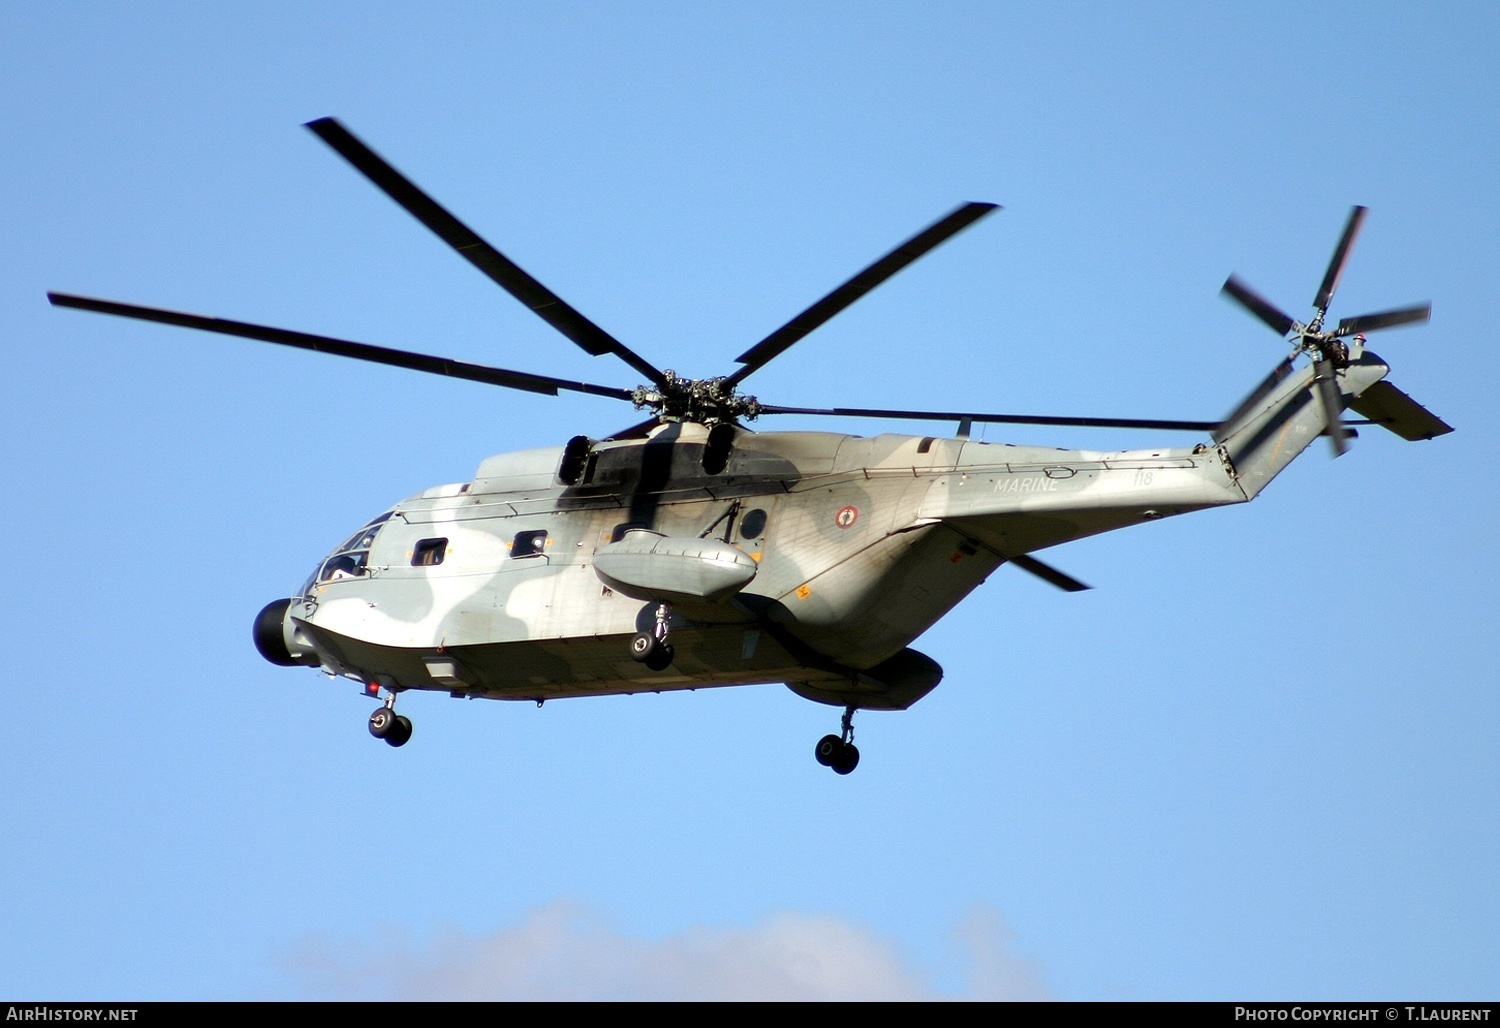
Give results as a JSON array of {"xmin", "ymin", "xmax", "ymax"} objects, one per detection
[
  {"xmin": 1010, "ymin": 555, "xmax": 1091, "ymax": 592},
  {"xmin": 1222, "ymin": 275, "xmax": 1297, "ymax": 337},
  {"xmin": 304, "ymin": 117, "xmax": 666, "ymax": 386},
  {"xmin": 1313, "ymin": 205, "xmax": 1367, "ymax": 313},
  {"xmin": 1336, "ymin": 303, "xmax": 1431, "ymax": 336},
  {"xmin": 726, "ymin": 202, "xmax": 1000, "ymax": 386},
  {"xmin": 1312, "ymin": 360, "xmax": 1349, "ymax": 457},
  {"xmin": 47, "ymin": 293, "xmax": 636, "ymax": 401},
  {"xmin": 604, "ymin": 416, "xmax": 662, "ymax": 441},
  {"xmin": 757, "ymin": 403, "xmax": 1217, "ymax": 432}
]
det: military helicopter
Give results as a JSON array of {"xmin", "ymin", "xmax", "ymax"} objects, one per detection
[{"xmin": 49, "ymin": 118, "xmax": 1451, "ymax": 774}]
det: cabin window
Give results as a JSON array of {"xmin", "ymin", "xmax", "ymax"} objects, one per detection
[
  {"xmin": 412, "ymin": 538, "xmax": 448, "ymax": 566},
  {"xmin": 917, "ymin": 437, "xmax": 936, "ymax": 454},
  {"xmin": 739, "ymin": 508, "xmax": 768, "ymax": 540},
  {"xmin": 511, "ymin": 530, "xmax": 548, "ymax": 558}
]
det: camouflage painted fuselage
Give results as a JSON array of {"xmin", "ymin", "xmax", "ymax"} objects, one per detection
[{"xmin": 281, "ymin": 353, "xmax": 1390, "ymax": 711}]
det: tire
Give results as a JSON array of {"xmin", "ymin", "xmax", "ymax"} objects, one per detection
[
  {"xmin": 644, "ymin": 642, "xmax": 675, "ymax": 672},
  {"xmin": 385, "ymin": 715, "xmax": 413, "ymax": 748},
  {"xmin": 815, "ymin": 735, "xmax": 843, "ymax": 767},
  {"xmin": 629, "ymin": 632, "xmax": 659, "ymax": 663},
  {"xmin": 831, "ymin": 744, "xmax": 860, "ymax": 775},
  {"xmin": 368, "ymin": 707, "xmax": 398, "ymax": 738}
]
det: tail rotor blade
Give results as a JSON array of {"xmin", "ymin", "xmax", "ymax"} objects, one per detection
[
  {"xmin": 1337, "ymin": 303, "xmax": 1431, "ymax": 336},
  {"xmin": 1222, "ymin": 275, "xmax": 1297, "ymax": 337},
  {"xmin": 1312, "ymin": 360, "xmax": 1349, "ymax": 457},
  {"xmin": 1313, "ymin": 205, "xmax": 1367, "ymax": 313},
  {"xmin": 1213, "ymin": 357, "xmax": 1295, "ymax": 442}
]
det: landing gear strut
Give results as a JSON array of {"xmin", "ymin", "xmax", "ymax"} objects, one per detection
[
  {"xmin": 629, "ymin": 601, "xmax": 676, "ymax": 672},
  {"xmin": 368, "ymin": 697, "xmax": 412, "ymax": 747},
  {"xmin": 814, "ymin": 705, "xmax": 860, "ymax": 775}
]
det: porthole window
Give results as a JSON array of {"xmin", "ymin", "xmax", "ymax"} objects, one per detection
[
  {"xmin": 512, "ymin": 530, "xmax": 548, "ymax": 558},
  {"xmin": 739, "ymin": 508, "xmax": 768, "ymax": 540},
  {"xmin": 411, "ymin": 538, "xmax": 448, "ymax": 566}
]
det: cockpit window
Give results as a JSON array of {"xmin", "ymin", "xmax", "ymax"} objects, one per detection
[
  {"xmin": 305, "ymin": 511, "xmax": 395, "ymax": 592},
  {"xmin": 336, "ymin": 512, "xmax": 394, "ymax": 554},
  {"xmin": 350, "ymin": 526, "xmax": 382, "ymax": 552},
  {"xmin": 319, "ymin": 551, "xmax": 369, "ymax": 583}
]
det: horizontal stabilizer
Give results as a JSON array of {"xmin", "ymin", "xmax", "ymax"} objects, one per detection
[{"xmin": 1347, "ymin": 380, "xmax": 1453, "ymax": 441}]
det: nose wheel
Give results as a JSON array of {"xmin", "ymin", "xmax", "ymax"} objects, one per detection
[
  {"xmin": 368, "ymin": 701, "xmax": 413, "ymax": 747},
  {"xmin": 629, "ymin": 601, "xmax": 676, "ymax": 671},
  {"xmin": 814, "ymin": 706, "xmax": 860, "ymax": 775}
]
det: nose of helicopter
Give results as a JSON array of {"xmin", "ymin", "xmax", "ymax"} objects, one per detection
[{"xmin": 253, "ymin": 598, "xmax": 320, "ymax": 667}]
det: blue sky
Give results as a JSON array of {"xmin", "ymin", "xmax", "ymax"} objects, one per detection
[{"xmin": 2, "ymin": 2, "xmax": 1496, "ymax": 1000}]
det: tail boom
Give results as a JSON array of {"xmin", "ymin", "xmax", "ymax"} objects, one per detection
[{"xmin": 1216, "ymin": 350, "xmax": 1390, "ymax": 499}]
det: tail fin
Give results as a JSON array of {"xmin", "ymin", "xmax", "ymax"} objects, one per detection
[{"xmin": 1214, "ymin": 349, "xmax": 1392, "ymax": 500}]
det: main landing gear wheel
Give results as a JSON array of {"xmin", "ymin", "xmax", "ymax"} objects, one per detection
[
  {"xmin": 815, "ymin": 735, "xmax": 860, "ymax": 774},
  {"xmin": 815, "ymin": 706, "xmax": 861, "ymax": 775},
  {"xmin": 629, "ymin": 632, "xmax": 676, "ymax": 671},
  {"xmin": 628, "ymin": 602, "xmax": 676, "ymax": 671},
  {"xmin": 368, "ymin": 706, "xmax": 413, "ymax": 747},
  {"xmin": 369, "ymin": 707, "xmax": 398, "ymax": 738},
  {"xmin": 629, "ymin": 631, "xmax": 657, "ymax": 660},
  {"xmin": 815, "ymin": 735, "xmax": 843, "ymax": 766}
]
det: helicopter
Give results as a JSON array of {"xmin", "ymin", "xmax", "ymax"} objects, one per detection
[{"xmin": 49, "ymin": 118, "xmax": 1451, "ymax": 774}]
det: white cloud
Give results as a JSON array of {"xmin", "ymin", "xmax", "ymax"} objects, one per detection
[{"xmin": 277, "ymin": 901, "xmax": 1050, "ymax": 1001}]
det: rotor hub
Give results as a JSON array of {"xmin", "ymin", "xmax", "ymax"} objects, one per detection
[
  {"xmin": 632, "ymin": 371, "xmax": 761, "ymax": 425},
  {"xmin": 1294, "ymin": 328, "xmax": 1351, "ymax": 370}
]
